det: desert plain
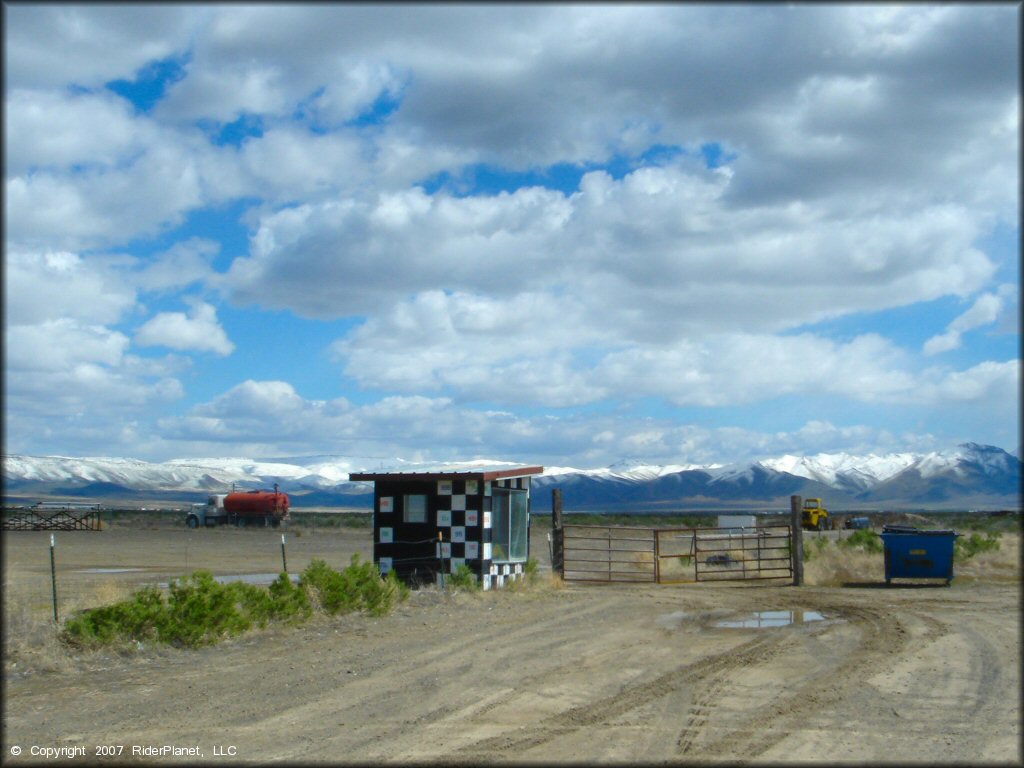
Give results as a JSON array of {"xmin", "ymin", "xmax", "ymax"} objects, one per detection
[{"xmin": 2, "ymin": 518, "xmax": 1020, "ymax": 764}]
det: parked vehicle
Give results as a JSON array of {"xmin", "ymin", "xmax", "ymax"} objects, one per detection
[
  {"xmin": 844, "ymin": 516, "xmax": 871, "ymax": 530},
  {"xmin": 186, "ymin": 486, "xmax": 289, "ymax": 528},
  {"xmin": 801, "ymin": 498, "xmax": 831, "ymax": 531}
]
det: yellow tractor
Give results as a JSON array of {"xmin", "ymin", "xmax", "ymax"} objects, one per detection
[{"xmin": 802, "ymin": 498, "xmax": 831, "ymax": 531}]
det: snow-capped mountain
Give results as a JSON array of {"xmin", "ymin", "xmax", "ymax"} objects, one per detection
[{"xmin": 3, "ymin": 443, "xmax": 1020, "ymax": 510}]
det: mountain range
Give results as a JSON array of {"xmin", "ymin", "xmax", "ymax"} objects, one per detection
[{"xmin": 3, "ymin": 443, "xmax": 1020, "ymax": 511}]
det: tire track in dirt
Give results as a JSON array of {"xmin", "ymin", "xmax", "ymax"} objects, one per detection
[
  {"xmin": 449, "ymin": 632, "xmax": 787, "ymax": 761},
  {"xmin": 681, "ymin": 596, "xmax": 949, "ymax": 761},
  {"xmin": 202, "ymin": 589, "xmax": 652, "ymax": 755},
  {"xmin": 675, "ymin": 668, "xmax": 730, "ymax": 755}
]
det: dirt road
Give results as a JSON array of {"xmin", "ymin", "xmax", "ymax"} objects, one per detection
[{"xmin": 3, "ymin": 527, "xmax": 1020, "ymax": 764}]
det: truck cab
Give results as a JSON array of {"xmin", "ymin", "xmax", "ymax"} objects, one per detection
[
  {"xmin": 802, "ymin": 498, "xmax": 830, "ymax": 531},
  {"xmin": 186, "ymin": 494, "xmax": 228, "ymax": 528}
]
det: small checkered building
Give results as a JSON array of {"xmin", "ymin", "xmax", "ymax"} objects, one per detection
[{"xmin": 349, "ymin": 464, "xmax": 544, "ymax": 589}]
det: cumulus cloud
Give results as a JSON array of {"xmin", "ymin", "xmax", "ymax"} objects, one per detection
[
  {"xmin": 3, "ymin": 5, "xmax": 197, "ymax": 90},
  {"xmin": 227, "ymin": 161, "xmax": 996, "ymax": 332},
  {"xmin": 3, "ymin": 5, "xmax": 1019, "ymax": 462},
  {"xmin": 4, "ymin": 249, "xmax": 137, "ymax": 326},
  {"xmin": 135, "ymin": 300, "xmax": 235, "ymax": 355},
  {"xmin": 156, "ymin": 381, "xmax": 960, "ymax": 467}
]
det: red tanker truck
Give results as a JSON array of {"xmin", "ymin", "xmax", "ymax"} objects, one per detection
[{"xmin": 186, "ymin": 485, "xmax": 290, "ymax": 528}]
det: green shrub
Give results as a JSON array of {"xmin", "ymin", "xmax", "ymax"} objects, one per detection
[
  {"xmin": 803, "ymin": 537, "xmax": 830, "ymax": 562},
  {"xmin": 229, "ymin": 574, "xmax": 311, "ymax": 627},
  {"xmin": 448, "ymin": 564, "xmax": 481, "ymax": 591},
  {"xmin": 524, "ymin": 558, "xmax": 540, "ymax": 585},
  {"xmin": 62, "ymin": 585, "xmax": 165, "ymax": 647},
  {"xmin": 62, "ymin": 557, "xmax": 408, "ymax": 651},
  {"xmin": 300, "ymin": 555, "xmax": 408, "ymax": 616},
  {"xmin": 955, "ymin": 531, "xmax": 1001, "ymax": 561},
  {"xmin": 161, "ymin": 571, "xmax": 253, "ymax": 647},
  {"xmin": 268, "ymin": 572, "xmax": 313, "ymax": 622},
  {"xmin": 300, "ymin": 558, "xmax": 355, "ymax": 614},
  {"xmin": 62, "ymin": 571, "xmax": 313, "ymax": 650},
  {"xmin": 837, "ymin": 529, "xmax": 883, "ymax": 554}
]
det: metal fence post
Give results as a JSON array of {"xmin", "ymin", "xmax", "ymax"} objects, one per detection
[
  {"xmin": 50, "ymin": 534, "xmax": 59, "ymax": 623},
  {"xmin": 654, "ymin": 529, "xmax": 661, "ymax": 583}
]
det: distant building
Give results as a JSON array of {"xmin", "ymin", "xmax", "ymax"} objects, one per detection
[
  {"xmin": 349, "ymin": 464, "xmax": 544, "ymax": 589},
  {"xmin": 717, "ymin": 514, "xmax": 757, "ymax": 532}
]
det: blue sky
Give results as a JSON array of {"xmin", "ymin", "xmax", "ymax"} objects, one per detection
[{"xmin": 4, "ymin": 4, "xmax": 1020, "ymax": 469}]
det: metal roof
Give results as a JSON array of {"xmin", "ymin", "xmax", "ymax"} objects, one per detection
[{"xmin": 349, "ymin": 463, "xmax": 544, "ymax": 482}]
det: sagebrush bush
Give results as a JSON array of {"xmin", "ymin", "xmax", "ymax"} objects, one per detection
[
  {"xmin": 955, "ymin": 531, "xmax": 1001, "ymax": 561},
  {"xmin": 62, "ymin": 585, "xmax": 165, "ymax": 647},
  {"xmin": 61, "ymin": 557, "xmax": 406, "ymax": 650},
  {"xmin": 803, "ymin": 537, "xmax": 830, "ymax": 562},
  {"xmin": 448, "ymin": 564, "xmax": 481, "ymax": 591},
  {"xmin": 524, "ymin": 558, "xmax": 540, "ymax": 585},
  {"xmin": 299, "ymin": 555, "xmax": 408, "ymax": 616},
  {"xmin": 838, "ymin": 529, "xmax": 883, "ymax": 554}
]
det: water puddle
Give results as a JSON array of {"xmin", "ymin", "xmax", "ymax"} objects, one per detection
[
  {"xmin": 76, "ymin": 567, "xmax": 147, "ymax": 574},
  {"xmin": 715, "ymin": 610, "xmax": 826, "ymax": 629},
  {"xmin": 656, "ymin": 610, "xmax": 690, "ymax": 630}
]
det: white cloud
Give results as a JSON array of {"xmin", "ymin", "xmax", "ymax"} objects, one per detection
[
  {"xmin": 4, "ymin": 89, "xmax": 144, "ymax": 176},
  {"xmin": 3, "ymin": 5, "xmax": 197, "ymax": 90},
  {"xmin": 6, "ymin": 320, "xmax": 130, "ymax": 372},
  {"xmin": 916, "ymin": 360, "xmax": 1019, "ymax": 404},
  {"xmin": 228, "ymin": 161, "xmax": 996, "ymax": 338},
  {"xmin": 5, "ymin": 130, "xmax": 217, "ymax": 251},
  {"xmin": 135, "ymin": 300, "xmax": 235, "ymax": 355},
  {"xmin": 4, "ymin": 249, "xmax": 137, "ymax": 326},
  {"xmin": 332, "ymin": 290, "xmax": 608, "ymax": 405},
  {"xmin": 3, "ymin": 5, "xmax": 1018, "ymax": 463},
  {"xmin": 924, "ymin": 292, "xmax": 1004, "ymax": 355},
  {"xmin": 156, "ymin": 380, "xmax": 958, "ymax": 467},
  {"xmin": 134, "ymin": 238, "xmax": 220, "ymax": 293}
]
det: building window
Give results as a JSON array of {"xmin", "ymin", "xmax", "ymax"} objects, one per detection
[
  {"xmin": 403, "ymin": 494, "xmax": 428, "ymax": 523},
  {"xmin": 491, "ymin": 488, "xmax": 528, "ymax": 562}
]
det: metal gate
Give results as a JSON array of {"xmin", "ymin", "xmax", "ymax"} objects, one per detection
[
  {"xmin": 560, "ymin": 523, "xmax": 792, "ymax": 584},
  {"xmin": 561, "ymin": 525, "xmax": 656, "ymax": 582},
  {"xmin": 3, "ymin": 505, "xmax": 103, "ymax": 531},
  {"xmin": 655, "ymin": 525, "xmax": 792, "ymax": 583}
]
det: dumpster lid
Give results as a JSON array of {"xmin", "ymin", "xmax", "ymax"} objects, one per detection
[{"xmin": 882, "ymin": 525, "xmax": 958, "ymax": 536}]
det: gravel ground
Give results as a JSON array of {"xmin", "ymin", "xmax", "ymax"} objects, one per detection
[{"xmin": 2, "ymin": 525, "xmax": 1019, "ymax": 765}]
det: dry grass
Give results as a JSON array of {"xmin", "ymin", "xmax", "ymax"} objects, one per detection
[
  {"xmin": 804, "ymin": 546, "xmax": 885, "ymax": 586},
  {"xmin": 4, "ymin": 578, "xmax": 141, "ymax": 675},
  {"xmin": 954, "ymin": 533, "xmax": 1020, "ymax": 584},
  {"xmin": 804, "ymin": 532, "xmax": 1021, "ymax": 587}
]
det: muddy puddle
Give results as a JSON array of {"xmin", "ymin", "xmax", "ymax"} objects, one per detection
[
  {"xmin": 715, "ymin": 609, "xmax": 826, "ymax": 628},
  {"xmin": 658, "ymin": 609, "xmax": 834, "ymax": 631}
]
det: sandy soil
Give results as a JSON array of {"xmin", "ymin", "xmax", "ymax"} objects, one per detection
[{"xmin": 2, "ymin": 524, "xmax": 1020, "ymax": 765}]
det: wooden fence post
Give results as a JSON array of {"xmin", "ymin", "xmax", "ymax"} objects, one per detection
[
  {"xmin": 790, "ymin": 495, "xmax": 804, "ymax": 586},
  {"xmin": 551, "ymin": 488, "xmax": 564, "ymax": 577}
]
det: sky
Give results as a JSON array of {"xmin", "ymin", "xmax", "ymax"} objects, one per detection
[{"xmin": 3, "ymin": 4, "xmax": 1021, "ymax": 470}]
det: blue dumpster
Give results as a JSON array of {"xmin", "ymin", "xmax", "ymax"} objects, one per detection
[{"xmin": 881, "ymin": 525, "xmax": 959, "ymax": 585}]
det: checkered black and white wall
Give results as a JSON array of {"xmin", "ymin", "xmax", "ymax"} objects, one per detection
[{"xmin": 373, "ymin": 475, "xmax": 533, "ymax": 590}]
